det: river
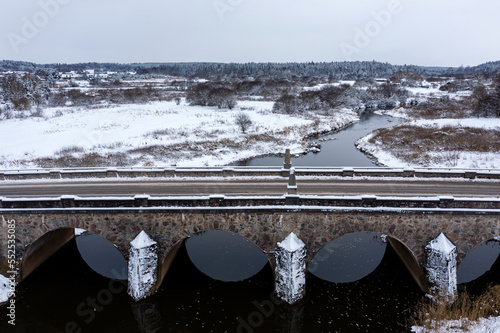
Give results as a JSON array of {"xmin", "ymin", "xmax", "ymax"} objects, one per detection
[{"xmin": 233, "ymin": 113, "xmax": 404, "ymax": 167}]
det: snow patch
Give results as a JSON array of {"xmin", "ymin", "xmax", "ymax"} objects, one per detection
[
  {"xmin": 130, "ymin": 230, "xmax": 157, "ymax": 249},
  {"xmin": 0, "ymin": 274, "xmax": 11, "ymax": 303},
  {"xmin": 278, "ymin": 232, "xmax": 305, "ymax": 252},
  {"xmin": 74, "ymin": 228, "xmax": 86, "ymax": 236},
  {"xmin": 427, "ymin": 233, "xmax": 456, "ymax": 255},
  {"xmin": 409, "ymin": 118, "xmax": 500, "ymax": 130},
  {"xmin": 412, "ymin": 316, "xmax": 500, "ymax": 333}
]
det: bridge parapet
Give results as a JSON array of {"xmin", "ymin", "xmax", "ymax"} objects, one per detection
[
  {"xmin": 1, "ymin": 195, "xmax": 499, "ymax": 210},
  {"xmin": 1, "ymin": 167, "xmax": 499, "ymax": 181}
]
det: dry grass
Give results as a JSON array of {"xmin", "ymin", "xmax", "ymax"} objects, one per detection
[
  {"xmin": 413, "ymin": 285, "xmax": 500, "ymax": 331},
  {"xmin": 409, "ymin": 96, "xmax": 473, "ymax": 119},
  {"xmin": 369, "ymin": 124, "xmax": 500, "ymax": 166}
]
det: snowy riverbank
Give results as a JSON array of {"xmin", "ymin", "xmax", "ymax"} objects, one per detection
[
  {"xmin": 0, "ymin": 101, "xmax": 358, "ymax": 169},
  {"xmin": 356, "ymin": 118, "xmax": 500, "ymax": 168}
]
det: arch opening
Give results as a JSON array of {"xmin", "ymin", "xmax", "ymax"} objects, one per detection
[
  {"xmin": 458, "ymin": 239, "xmax": 500, "ymax": 291},
  {"xmin": 75, "ymin": 230, "xmax": 127, "ymax": 280},
  {"xmin": 185, "ymin": 230, "xmax": 269, "ymax": 282},
  {"xmin": 21, "ymin": 228, "xmax": 75, "ymax": 280},
  {"xmin": 308, "ymin": 232, "xmax": 387, "ymax": 283},
  {"xmin": 22, "ymin": 228, "xmax": 127, "ymax": 282}
]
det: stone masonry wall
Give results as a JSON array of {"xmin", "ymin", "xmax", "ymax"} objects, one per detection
[{"xmin": 1, "ymin": 209, "xmax": 498, "ymax": 278}]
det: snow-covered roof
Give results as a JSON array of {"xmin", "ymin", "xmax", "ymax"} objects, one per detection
[
  {"xmin": 278, "ymin": 232, "xmax": 305, "ymax": 252},
  {"xmin": 130, "ymin": 230, "xmax": 157, "ymax": 249},
  {"xmin": 426, "ymin": 233, "xmax": 456, "ymax": 254}
]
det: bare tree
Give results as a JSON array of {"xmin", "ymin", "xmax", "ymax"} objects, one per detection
[{"xmin": 235, "ymin": 112, "xmax": 252, "ymax": 134}]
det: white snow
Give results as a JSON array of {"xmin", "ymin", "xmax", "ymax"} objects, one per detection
[
  {"xmin": 409, "ymin": 118, "xmax": 500, "ymax": 130},
  {"xmin": 74, "ymin": 228, "xmax": 86, "ymax": 236},
  {"xmin": 427, "ymin": 233, "xmax": 456, "ymax": 255},
  {"xmin": 0, "ymin": 274, "xmax": 11, "ymax": 303},
  {"xmin": 412, "ymin": 316, "xmax": 500, "ymax": 333},
  {"xmin": 130, "ymin": 230, "xmax": 157, "ymax": 249},
  {"xmin": 0, "ymin": 101, "xmax": 358, "ymax": 168},
  {"xmin": 374, "ymin": 107, "xmax": 410, "ymax": 119},
  {"xmin": 278, "ymin": 232, "xmax": 305, "ymax": 252}
]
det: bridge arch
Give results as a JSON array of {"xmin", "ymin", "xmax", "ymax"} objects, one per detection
[
  {"xmin": 457, "ymin": 237, "xmax": 500, "ymax": 286},
  {"xmin": 21, "ymin": 228, "xmax": 75, "ymax": 280},
  {"xmin": 304, "ymin": 231, "xmax": 426, "ymax": 292},
  {"xmin": 20, "ymin": 225, "xmax": 129, "ymax": 281},
  {"xmin": 154, "ymin": 229, "xmax": 274, "ymax": 292}
]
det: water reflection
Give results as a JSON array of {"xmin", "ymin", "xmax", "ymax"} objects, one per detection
[
  {"xmin": 305, "ymin": 243, "xmax": 423, "ymax": 332},
  {"xmin": 0, "ymin": 238, "xmax": 132, "ymax": 332},
  {"xmin": 458, "ymin": 240, "xmax": 500, "ymax": 294},
  {"xmin": 309, "ymin": 232, "xmax": 387, "ymax": 283},
  {"xmin": 76, "ymin": 232, "xmax": 128, "ymax": 280},
  {"xmin": 159, "ymin": 240, "xmax": 275, "ymax": 332},
  {"xmin": 185, "ymin": 230, "xmax": 269, "ymax": 282}
]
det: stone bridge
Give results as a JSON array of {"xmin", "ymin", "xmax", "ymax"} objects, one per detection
[{"xmin": 1, "ymin": 196, "xmax": 499, "ymax": 303}]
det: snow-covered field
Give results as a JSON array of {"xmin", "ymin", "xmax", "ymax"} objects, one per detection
[
  {"xmin": 356, "ymin": 118, "xmax": 500, "ymax": 169},
  {"xmin": 412, "ymin": 316, "xmax": 500, "ymax": 333},
  {"xmin": 0, "ymin": 101, "xmax": 358, "ymax": 168}
]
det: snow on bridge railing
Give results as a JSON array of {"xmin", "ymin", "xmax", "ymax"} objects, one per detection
[
  {"xmin": 1, "ymin": 194, "xmax": 500, "ymax": 210},
  {"xmin": 0, "ymin": 167, "xmax": 499, "ymax": 181}
]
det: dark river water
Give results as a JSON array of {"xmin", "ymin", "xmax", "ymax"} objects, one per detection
[
  {"xmin": 1, "ymin": 231, "xmax": 498, "ymax": 333},
  {"xmin": 233, "ymin": 113, "xmax": 404, "ymax": 167}
]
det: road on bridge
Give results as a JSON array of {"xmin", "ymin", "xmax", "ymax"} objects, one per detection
[{"xmin": 0, "ymin": 178, "xmax": 499, "ymax": 198}]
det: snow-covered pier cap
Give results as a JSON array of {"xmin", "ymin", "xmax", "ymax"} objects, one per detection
[
  {"xmin": 128, "ymin": 231, "xmax": 159, "ymax": 302},
  {"xmin": 425, "ymin": 233, "xmax": 457, "ymax": 301},
  {"xmin": 274, "ymin": 232, "xmax": 307, "ymax": 305}
]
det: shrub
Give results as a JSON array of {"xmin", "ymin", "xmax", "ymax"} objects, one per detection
[{"xmin": 235, "ymin": 112, "xmax": 253, "ymax": 133}]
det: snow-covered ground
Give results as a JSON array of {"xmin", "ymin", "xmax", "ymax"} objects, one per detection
[
  {"xmin": 356, "ymin": 118, "xmax": 500, "ymax": 169},
  {"xmin": 0, "ymin": 101, "xmax": 358, "ymax": 168},
  {"xmin": 0, "ymin": 274, "xmax": 11, "ymax": 303},
  {"xmin": 408, "ymin": 118, "xmax": 500, "ymax": 130},
  {"xmin": 412, "ymin": 316, "xmax": 500, "ymax": 332}
]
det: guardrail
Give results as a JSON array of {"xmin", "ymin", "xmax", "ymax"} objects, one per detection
[
  {"xmin": 1, "ymin": 194, "xmax": 499, "ymax": 210},
  {"xmin": 0, "ymin": 166, "xmax": 499, "ymax": 180}
]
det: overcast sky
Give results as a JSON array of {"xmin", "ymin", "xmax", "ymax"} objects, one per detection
[{"xmin": 1, "ymin": 0, "xmax": 499, "ymax": 67}]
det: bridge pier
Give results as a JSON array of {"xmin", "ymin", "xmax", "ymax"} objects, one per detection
[
  {"xmin": 425, "ymin": 233, "xmax": 457, "ymax": 302},
  {"xmin": 128, "ymin": 231, "xmax": 159, "ymax": 302},
  {"xmin": 274, "ymin": 233, "xmax": 307, "ymax": 305}
]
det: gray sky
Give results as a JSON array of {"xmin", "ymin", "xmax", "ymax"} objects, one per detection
[{"xmin": 1, "ymin": 0, "xmax": 499, "ymax": 67}]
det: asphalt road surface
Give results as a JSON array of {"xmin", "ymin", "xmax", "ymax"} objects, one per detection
[{"xmin": 0, "ymin": 178, "xmax": 498, "ymax": 198}]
